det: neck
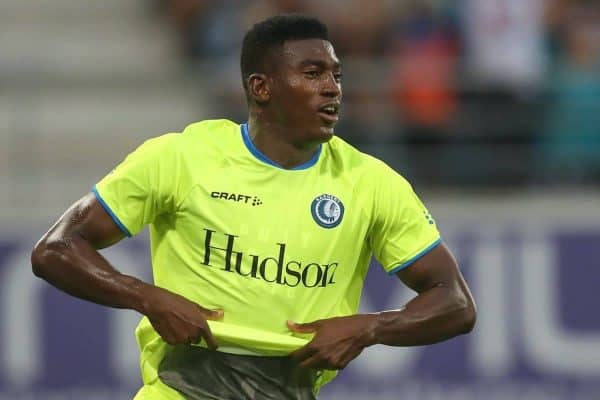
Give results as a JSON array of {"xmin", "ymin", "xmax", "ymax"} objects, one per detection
[{"xmin": 247, "ymin": 115, "xmax": 321, "ymax": 169}]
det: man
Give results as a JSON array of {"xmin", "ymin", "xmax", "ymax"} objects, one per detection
[{"xmin": 31, "ymin": 15, "xmax": 476, "ymax": 400}]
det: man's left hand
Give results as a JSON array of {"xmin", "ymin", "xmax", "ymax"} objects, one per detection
[{"xmin": 288, "ymin": 314, "xmax": 379, "ymax": 370}]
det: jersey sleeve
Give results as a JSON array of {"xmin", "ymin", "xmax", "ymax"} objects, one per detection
[
  {"xmin": 369, "ymin": 162, "xmax": 441, "ymax": 274},
  {"xmin": 93, "ymin": 133, "xmax": 181, "ymax": 237}
]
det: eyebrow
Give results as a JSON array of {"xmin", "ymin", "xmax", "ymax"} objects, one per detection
[{"xmin": 298, "ymin": 59, "xmax": 342, "ymax": 69}]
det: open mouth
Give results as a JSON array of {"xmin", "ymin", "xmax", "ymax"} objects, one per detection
[{"xmin": 317, "ymin": 103, "xmax": 340, "ymax": 124}]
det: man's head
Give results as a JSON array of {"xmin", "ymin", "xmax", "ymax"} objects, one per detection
[{"xmin": 241, "ymin": 15, "xmax": 342, "ymax": 144}]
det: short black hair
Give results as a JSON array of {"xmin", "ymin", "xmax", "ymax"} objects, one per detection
[{"xmin": 240, "ymin": 14, "xmax": 329, "ymax": 92}]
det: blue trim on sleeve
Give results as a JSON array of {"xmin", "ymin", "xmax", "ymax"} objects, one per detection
[
  {"xmin": 387, "ymin": 238, "xmax": 442, "ymax": 275},
  {"xmin": 241, "ymin": 123, "xmax": 321, "ymax": 170},
  {"xmin": 92, "ymin": 185, "xmax": 132, "ymax": 237}
]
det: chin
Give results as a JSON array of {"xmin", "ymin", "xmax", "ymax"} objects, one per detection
[{"xmin": 318, "ymin": 126, "xmax": 336, "ymax": 141}]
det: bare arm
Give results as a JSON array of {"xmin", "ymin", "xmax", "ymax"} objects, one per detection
[
  {"xmin": 289, "ymin": 242, "xmax": 476, "ymax": 369},
  {"xmin": 31, "ymin": 193, "xmax": 222, "ymax": 347},
  {"xmin": 31, "ymin": 193, "xmax": 142, "ymax": 308},
  {"xmin": 374, "ymin": 242, "xmax": 476, "ymax": 345}
]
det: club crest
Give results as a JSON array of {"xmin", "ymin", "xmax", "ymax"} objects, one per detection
[{"xmin": 311, "ymin": 194, "xmax": 344, "ymax": 229}]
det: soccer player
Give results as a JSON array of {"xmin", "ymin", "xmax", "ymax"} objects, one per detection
[{"xmin": 31, "ymin": 15, "xmax": 476, "ymax": 400}]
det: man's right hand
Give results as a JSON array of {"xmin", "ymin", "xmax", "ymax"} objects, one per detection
[
  {"xmin": 31, "ymin": 194, "xmax": 225, "ymax": 350},
  {"xmin": 139, "ymin": 285, "xmax": 224, "ymax": 349}
]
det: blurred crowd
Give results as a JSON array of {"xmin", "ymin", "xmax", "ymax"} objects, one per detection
[{"xmin": 151, "ymin": 0, "xmax": 600, "ymax": 186}]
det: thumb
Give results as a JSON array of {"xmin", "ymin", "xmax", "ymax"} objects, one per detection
[
  {"xmin": 287, "ymin": 320, "xmax": 319, "ymax": 333},
  {"xmin": 203, "ymin": 308, "xmax": 224, "ymax": 321}
]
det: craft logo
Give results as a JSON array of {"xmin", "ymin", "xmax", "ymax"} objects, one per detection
[
  {"xmin": 311, "ymin": 194, "xmax": 344, "ymax": 228},
  {"xmin": 211, "ymin": 191, "xmax": 263, "ymax": 206}
]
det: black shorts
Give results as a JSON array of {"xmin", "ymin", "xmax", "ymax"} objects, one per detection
[{"xmin": 158, "ymin": 345, "xmax": 318, "ymax": 400}]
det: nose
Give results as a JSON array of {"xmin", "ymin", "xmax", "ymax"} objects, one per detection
[{"xmin": 322, "ymin": 73, "xmax": 342, "ymax": 98}]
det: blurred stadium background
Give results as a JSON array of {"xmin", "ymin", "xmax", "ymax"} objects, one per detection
[{"xmin": 1, "ymin": 0, "xmax": 599, "ymax": 399}]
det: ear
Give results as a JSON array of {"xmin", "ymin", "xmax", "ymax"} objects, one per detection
[{"xmin": 248, "ymin": 73, "xmax": 270, "ymax": 105}]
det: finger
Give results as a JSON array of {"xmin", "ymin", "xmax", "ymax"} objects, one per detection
[
  {"xmin": 299, "ymin": 353, "xmax": 327, "ymax": 369},
  {"xmin": 290, "ymin": 343, "xmax": 317, "ymax": 362},
  {"xmin": 287, "ymin": 320, "xmax": 319, "ymax": 333},
  {"xmin": 163, "ymin": 335, "xmax": 176, "ymax": 345},
  {"xmin": 201, "ymin": 308, "xmax": 224, "ymax": 321},
  {"xmin": 201, "ymin": 325, "xmax": 219, "ymax": 350}
]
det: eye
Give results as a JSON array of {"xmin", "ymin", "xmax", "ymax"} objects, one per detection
[
  {"xmin": 304, "ymin": 70, "xmax": 319, "ymax": 79},
  {"xmin": 333, "ymin": 72, "xmax": 343, "ymax": 83}
]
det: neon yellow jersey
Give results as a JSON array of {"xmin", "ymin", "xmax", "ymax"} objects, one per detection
[{"xmin": 94, "ymin": 119, "xmax": 441, "ymax": 393}]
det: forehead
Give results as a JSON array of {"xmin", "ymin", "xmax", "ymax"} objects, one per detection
[{"xmin": 278, "ymin": 39, "xmax": 340, "ymax": 67}]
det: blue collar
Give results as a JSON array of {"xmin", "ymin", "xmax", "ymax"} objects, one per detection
[{"xmin": 241, "ymin": 123, "xmax": 322, "ymax": 170}]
